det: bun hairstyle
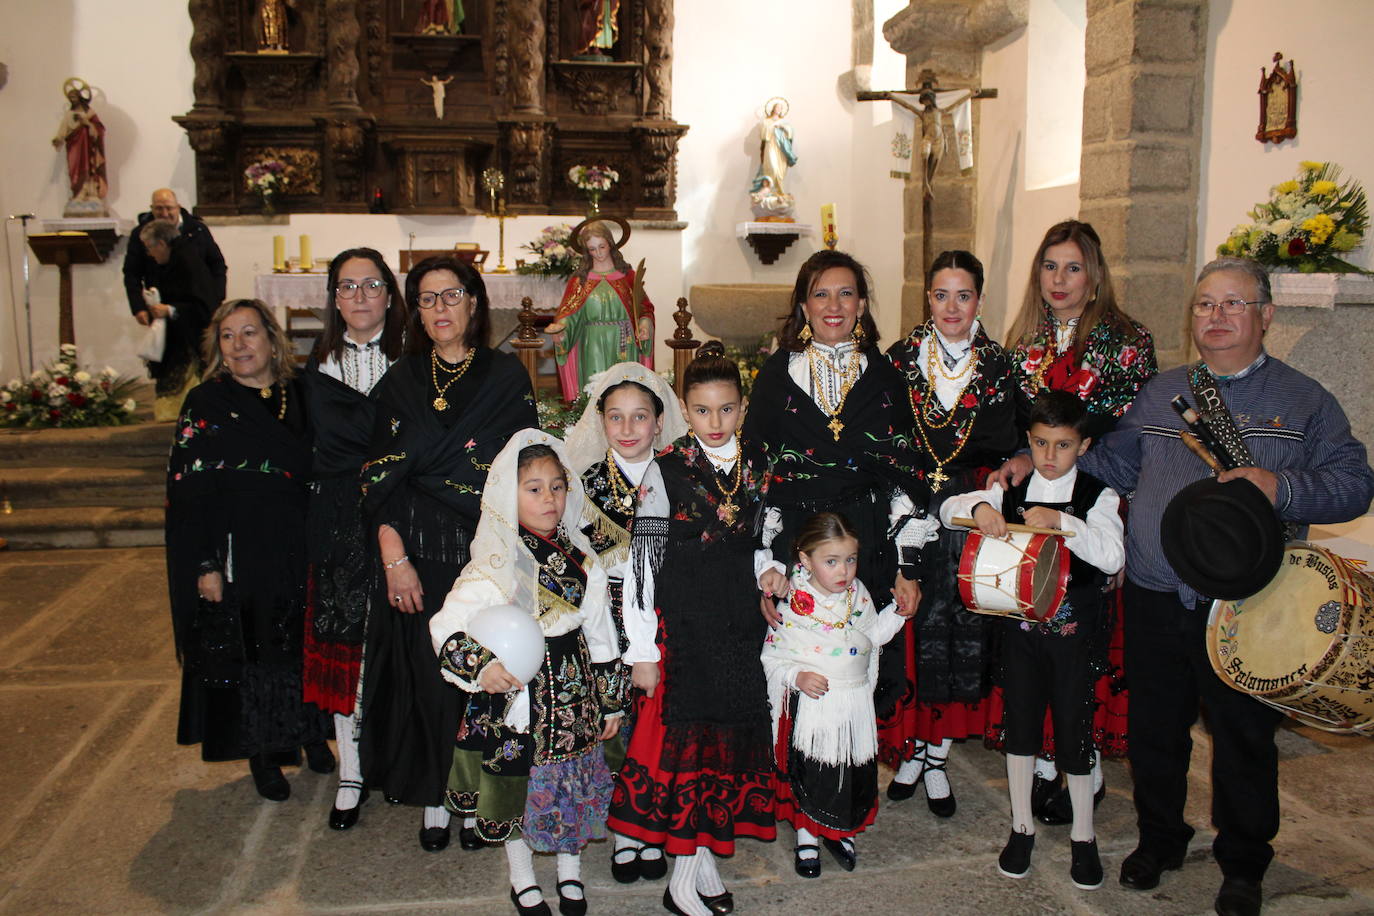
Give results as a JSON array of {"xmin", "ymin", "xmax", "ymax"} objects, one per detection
[
  {"xmin": 927, "ymin": 249, "xmax": 985, "ymax": 296},
  {"xmin": 682, "ymin": 340, "xmax": 741, "ymax": 396},
  {"xmin": 597, "ymin": 380, "xmax": 664, "ymax": 416},
  {"xmin": 793, "ymin": 511, "xmax": 861, "ymax": 561}
]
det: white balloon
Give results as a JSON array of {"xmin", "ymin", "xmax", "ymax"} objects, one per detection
[{"xmin": 466, "ymin": 604, "xmax": 545, "ymax": 685}]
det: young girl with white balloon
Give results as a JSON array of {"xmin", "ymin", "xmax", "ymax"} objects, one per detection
[
  {"xmin": 430, "ymin": 430, "xmax": 625, "ymax": 916},
  {"xmin": 564, "ymin": 363, "xmax": 687, "ymax": 886}
]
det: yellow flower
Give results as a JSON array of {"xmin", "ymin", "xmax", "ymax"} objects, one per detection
[
  {"xmin": 1311, "ymin": 180, "xmax": 1338, "ymax": 196},
  {"xmin": 1301, "ymin": 214, "xmax": 1336, "ymax": 245},
  {"xmin": 1299, "ymin": 160, "xmax": 1325, "ymax": 172},
  {"xmin": 1275, "ymin": 179, "xmax": 1301, "ymax": 194},
  {"xmin": 1331, "ymin": 229, "xmax": 1361, "ymax": 251}
]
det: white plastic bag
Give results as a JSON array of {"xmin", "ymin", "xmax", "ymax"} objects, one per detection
[{"xmin": 136, "ymin": 316, "xmax": 167, "ymax": 363}]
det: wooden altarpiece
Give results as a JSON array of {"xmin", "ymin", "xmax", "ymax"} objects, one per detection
[{"xmin": 174, "ymin": 0, "xmax": 687, "ymax": 217}]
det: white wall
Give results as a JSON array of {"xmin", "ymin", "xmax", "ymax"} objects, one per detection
[
  {"xmin": 1197, "ymin": 0, "xmax": 1374, "ymax": 271},
  {"xmin": 0, "ymin": 1, "xmax": 907, "ymax": 383}
]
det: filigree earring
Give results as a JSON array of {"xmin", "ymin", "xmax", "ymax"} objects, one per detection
[
  {"xmin": 852, "ymin": 320, "xmax": 866, "ymax": 345},
  {"xmin": 799, "ymin": 322, "xmax": 813, "ymax": 343}
]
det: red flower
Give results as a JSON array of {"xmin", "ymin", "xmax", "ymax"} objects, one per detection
[
  {"xmin": 48, "ymin": 408, "xmax": 61, "ymax": 419},
  {"xmin": 1119, "ymin": 346, "xmax": 1137, "ymax": 367},
  {"xmin": 1289, "ymin": 237, "xmax": 1307, "ymax": 256},
  {"xmin": 791, "ymin": 590, "xmax": 815, "ymax": 616},
  {"xmin": 29, "ymin": 389, "xmax": 42, "ymax": 403},
  {"xmin": 55, "ymin": 376, "xmax": 69, "ymax": 386},
  {"xmin": 960, "ymin": 392, "xmax": 978, "ymax": 408},
  {"xmin": 4, "ymin": 403, "xmax": 15, "ymax": 412},
  {"xmin": 66, "ymin": 393, "xmax": 87, "ymax": 407},
  {"xmin": 196, "ymin": 419, "xmax": 208, "ymax": 429}
]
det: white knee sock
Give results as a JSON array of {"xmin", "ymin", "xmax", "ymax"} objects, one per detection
[
  {"xmin": 924, "ymin": 738, "xmax": 953, "ymax": 799},
  {"xmin": 668, "ymin": 853, "xmax": 711, "ymax": 916},
  {"xmin": 795, "ymin": 826, "xmax": 819, "ymax": 858},
  {"xmin": 463, "ymin": 816, "xmax": 477, "ymax": 829},
  {"xmin": 641, "ymin": 844, "xmax": 664, "ymax": 863},
  {"xmin": 556, "ymin": 852, "xmax": 584, "ymax": 899},
  {"xmin": 613, "ymin": 831, "xmax": 642, "ymax": 864},
  {"xmin": 1006, "ymin": 754, "xmax": 1036, "ymax": 835},
  {"xmin": 423, "ymin": 805, "xmax": 450, "ymax": 830},
  {"xmin": 1091, "ymin": 756, "xmax": 1104, "ymax": 793},
  {"xmin": 695, "ymin": 848, "xmax": 726, "ymax": 896},
  {"xmin": 1067, "ymin": 774, "xmax": 1096, "ymax": 843},
  {"xmin": 1033, "ymin": 755, "xmax": 1058, "ymax": 782},
  {"xmin": 506, "ymin": 838, "xmax": 541, "ymax": 903},
  {"xmin": 332, "ymin": 712, "xmax": 362, "ymax": 809},
  {"xmin": 893, "ymin": 741, "xmax": 927, "ymax": 785}
]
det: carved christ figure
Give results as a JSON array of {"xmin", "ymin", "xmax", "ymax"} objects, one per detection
[
  {"xmin": 578, "ymin": 0, "xmax": 619, "ymax": 57},
  {"xmin": 420, "ymin": 75, "xmax": 453, "ymax": 120}
]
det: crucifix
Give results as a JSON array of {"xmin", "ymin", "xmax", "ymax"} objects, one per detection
[
  {"xmin": 420, "ymin": 159, "xmax": 449, "ymax": 199},
  {"xmin": 858, "ymin": 70, "xmax": 997, "ymax": 319}
]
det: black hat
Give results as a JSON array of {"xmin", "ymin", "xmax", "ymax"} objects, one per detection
[{"xmin": 1161, "ymin": 477, "xmax": 1285, "ymax": 600}]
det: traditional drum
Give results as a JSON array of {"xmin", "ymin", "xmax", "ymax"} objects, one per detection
[
  {"xmin": 957, "ymin": 530, "xmax": 1069, "ymax": 622},
  {"xmin": 1207, "ymin": 542, "xmax": 1374, "ymax": 735}
]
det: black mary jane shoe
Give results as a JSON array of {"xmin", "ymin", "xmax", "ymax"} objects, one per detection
[
  {"xmin": 700, "ymin": 891, "xmax": 734, "ymax": 915},
  {"xmin": 249, "ymin": 754, "xmax": 290, "ymax": 802},
  {"xmin": 793, "ymin": 844, "xmax": 821, "ymax": 879},
  {"xmin": 304, "ymin": 741, "xmax": 336, "ymax": 774},
  {"xmin": 328, "ymin": 782, "xmax": 368, "ymax": 830},
  {"xmin": 419, "ymin": 825, "xmax": 451, "ymax": 852},
  {"xmin": 1039, "ymin": 780, "xmax": 1108, "ymax": 826},
  {"xmin": 611, "ymin": 847, "xmax": 641, "ymax": 884},
  {"xmin": 639, "ymin": 848, "xmax": 668, "ymax": 881},
  {"xmin": 510, "ymin": 885, "xmax": 552, "ymax": 916},
  {"xmin": 556, "ymin": 880, "xmax": 587, "ymax": 916},
  {"xmin": 459, "ymin": 824, "xmax": 484, "ymax": 850},
  {"xmin": 886, "ymin": 777, "xmax": 918, "ymax": 801},
  {"xmin": 1030, "ymin": 773, "xmax": 1063, "ymax": 821},
  {"xmin": 922, "ymin": 758, "xmax": 957, "ymax": 818},
  {"xmin": 822, "ymin": 837, "xmax": 856, "ymax": 872},
  {"xmin": 663, "ymin": 888, "xmax": 699, "ymax": 916}
]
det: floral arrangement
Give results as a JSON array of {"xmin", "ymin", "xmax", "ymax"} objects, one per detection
[
  {"xmin": 1217, "ymin": 161, "xmax": 1369, "ymax": 273},
  {"xmin": 724, "ymin": 333, "xmax": 776, "ymax": 397},
  {"xmin": 244, "ymin": 159, "xmax": 288, "ymax": 196},
  {"xmin": 516, "ymin": 223, "xmax": 578, "ymax": 278},
  {"xmin": 1, "ymin": 344, "xmax": 138, "ymax": 428},
  {"xmin": 536, "ymin": 390, "xmax": 589, "ymax": 432},
  {"xmin": 568, "ymin": 164, "xmax": 619, "ymax": 193}
]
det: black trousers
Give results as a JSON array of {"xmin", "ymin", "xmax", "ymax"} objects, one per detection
[
  {"xmin": 1001, "ymin": 621, "xmax": 1095, "ymax": 774},
  {"xmin": 1123, "ymin": 581, "xmax": 1285, "ymax": 882}
]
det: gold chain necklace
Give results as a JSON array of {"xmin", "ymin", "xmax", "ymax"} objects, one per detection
[
  {"xmin": 430, "ymin": 347, "xmax": 475, "ymax": 411},
  {"xmin": 806, "ymin": 345, "xmax": 862, "ymax": 441},
  {"xmin": 605, "ymin": 449, "xmax": 638, "ymax": 513},
  {"xmin": 707, "ymin": 443, "xmax": 744, "ymax": 524},
  {"xmin": 812, "ymin": 584, "xmax": 857, "ymax": 630},
  {"xmin": 260, "ymin": 383, "xmax": 288, "ymax": 420},
  {"xmin": 910, "ymin": 335, "xmax": 979, "ymax": 492},
  {"xmin": 921, "ymin": 337, "xmax": 978, "ymax": 430},
  {"xmin": 929, "ymin": 332, "xmax": 973, "ymax": 382}
]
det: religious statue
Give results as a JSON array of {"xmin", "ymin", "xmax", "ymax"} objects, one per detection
[
  {"xmin": 750, "ymin": 97, "xmax": 797, "ymax": 219},
  {"xmin": 577, "ymin": 0, "xmax": 619, "ymax": 59},
  {"xmin": 257, "ymin": 0, "xmax": 293, "ymax": 53},
  {"xmin": 417, "ymin": 0, "xmax": 464, "ymax": 35},
  {"xmin": 545, "ymin": 218, "xmax": 654, "ymax": 402},
  {"xmin": 420, "ymin": 75, "xmax": 453, "ymax": 120},
  {"xmin": 51, "ymin": 78, "xmax": 108, "ymax": 217}
]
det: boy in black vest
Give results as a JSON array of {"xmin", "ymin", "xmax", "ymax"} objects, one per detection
[{"xmin": 940, "ymin": 391, "xmax": 1124, "ymax": 890}]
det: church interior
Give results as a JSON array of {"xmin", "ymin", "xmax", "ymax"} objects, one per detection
[{"xmin": 1, "ymin": 1, "xmax": 1372, "ymax": 913}]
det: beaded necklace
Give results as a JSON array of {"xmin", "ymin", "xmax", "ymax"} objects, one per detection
[
  {"xmin": 806, "ymin": 344, "xmax": 862, "ymax": 441},
  {"xmin": 259, "ymin": 382, "xmax": 288, "ymax": 420},
  {"xmin": 911, "ymin": 331, "xmax": 979, "ymax": 491},
  {"xmin": 707, "ymin": 442, "xmax": 744, "ymax": 524}
]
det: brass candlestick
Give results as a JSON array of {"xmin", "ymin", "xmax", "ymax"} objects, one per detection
[{"xmin": 482, "ymin": 168, "xmax": 511, "ymax": 274}]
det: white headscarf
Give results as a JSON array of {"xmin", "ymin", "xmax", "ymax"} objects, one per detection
[{"xmin": 563, "ymin": 362, "xmax": 688, "ymax": 474}]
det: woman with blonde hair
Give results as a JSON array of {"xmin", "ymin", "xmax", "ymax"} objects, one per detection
[{"xmin": 166, "ymin": 299, "xmax": 331, "ymax": 802}]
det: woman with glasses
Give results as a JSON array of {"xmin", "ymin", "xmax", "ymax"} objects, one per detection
[
  {"xmin": 357, "ymin": 255, "xmax": 538, "ymax": 852},
  {"xmin": 302, "ymin": 248, "xmax": 408, "ymax": 831},
  {"xmin": 995, "ymin": 220, "xmax": 1157, "ymax": 826}
]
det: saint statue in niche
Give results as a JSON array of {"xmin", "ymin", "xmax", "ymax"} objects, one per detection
[
  {"xmin": 51, "ymin": 78, "xmax": 108, "ymax": 217},
  {"xmin": 418, "ymin": 0, "xmax": 465, "ymax": 35},
  {"xmin": 257, "ymin": 0, "xmax": 293, "ymax": 53},
  {"xmin": 577, "ymin": 0, "xmax": 619, "ymax": 59},
  {"xmin": 750, "ymin": 97, "xmax": 797, "ymax": 220},
  {"xmin": 545, "ymin": 218, "xmax": 654, "ymax": 402}
]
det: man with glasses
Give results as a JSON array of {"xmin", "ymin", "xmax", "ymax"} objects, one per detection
[{"xmin": 995, "ymin": 257, "xmax": 1373, "ymax": 916}]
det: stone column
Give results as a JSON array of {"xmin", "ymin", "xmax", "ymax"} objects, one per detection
[{"xmin": 1077, "ymin": 0, "xmax": 1208, "ymax": 366}]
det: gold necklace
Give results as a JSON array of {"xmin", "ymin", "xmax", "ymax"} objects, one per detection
[
  {"xmin": 708, "ymin": 443, "xmax": 744, "ymax": 524},
  {"xmin": 929, "ymin": 332, "xmax": 973, "ymax": 382},
  {"xmin": 806, "ymin": 345, "xmax": 862, "ymax": 441},
  {"xmin": 910, "ymin": 341, "xmax": 977, "ymax": 492},
  {"xmin": 921, "ymin": 337, "xmax": 978, "ymax": 430},
  {"xmin": 260, "ymin": 383, "xmax": 287, "ymax": 420},
  {"xmin": 430, "ymin": 346, "xmax": 475, "ymax": 411},
  {"xmin": 605, "ymin": 449, "xmax": 638, "ymax": 513},
  {"xmin": 813, "ymin": 585, "xmax": 856, "ymax": 630}
]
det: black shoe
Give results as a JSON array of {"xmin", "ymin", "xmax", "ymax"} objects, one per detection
[
  {"xmin": 639, "ymin": 848, "xmax": 668, "ymax": 881},
  {"xmin": 794, "ymin": 844, "xmax": 821, "ymax": 878},
  {"xmin": 886, "ymin": 776, "xmax": 918, "ymax": 801},
  {"xmin": 1030, "ymin": 773, "xmax": 1063, "ymax": 821},
  {"xmin": 385, "ymin": 793, "xmax": 403, "ymax": 805},
  {"xmin": 1214, "ymin": 876, "xmax": 1262, "ymax": 916},
  {"xmin": 997, "ymin": 830, "xmax": 1035, "ymax": 879},
  {"xmin": 611, "ymin": 847, "xmax": 641, "ymax": 884},
  {"xmin": 459, "ymin": 824, "xmax": 483, "ymax": 850},
  {"xmin": 1070, "ymin": 838, "xmax": 1104, "ymax": 890},
  {"xmin": 663, "ymin": 888, "xmax": 692, "ymax": 916},
  {"xmin": 1039, "ymin": 780, "xmax": 1108, "ymax": 826},
  {"xmin": 556, "ymin": 880, "xmax": 587, "ymax": 916},
  {"xmin": 249, "ymin": 754, "xmax": 290, "ymax": 802},
  {"xmin": 328, "ymin": 782, "xmax": 368, "ymax": 830},
  {"xmin": 923, "ymin": 757, "xmax": 956, "ymax": 818},
  {"xmin": 1118, "ymin": 847, "xmax": 1185, "ymax": 890},
  {"xmin": 822, "ymin": 837, "xmax": 856, "ymax": 872},
  {"xmin": 511, "ymin": 885, "xmax": 552, "ymax": 916},
  {"xmin": 419, "ymin": 825, "xmax": 451, "ymax": 852},
  {"xmin": 304, "ymin": 741, "xmax": 336, "ymax": 774},
  {"xmin": 700, "ymin": 891, "xmax": 734, "ymax": 915}
]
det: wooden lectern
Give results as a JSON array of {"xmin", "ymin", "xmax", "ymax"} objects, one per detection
[{"xmin": 28, "ymin": 230, "xmax": 118, "ymax": 347}]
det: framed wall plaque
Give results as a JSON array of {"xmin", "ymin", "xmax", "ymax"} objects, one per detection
[{"xmin": 1257, "ymin": 51, "xmax": 1297, "ymax": 144}]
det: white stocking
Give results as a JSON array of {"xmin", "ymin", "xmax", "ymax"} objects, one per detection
[
  {"xmin": 463, "ymin": 816, "xmax": 477, "ymax": 829},
  {"xmin": 667, "ymin": 853, "xmax": 711, "ymax": 916},
  {"xmin": 795, "ymin": 826, "xmax": 819, "ymax": 858},
  {"xmin": 423, "ymin": 805, "xmax": 450, "ymax": 830},
  {"xmin": 1006, "ymin": 754, "xmax": 1036, "ymax": 835},
  {"xmin": 924, "ymin": 738, "xmax": 953, "ymax": 799},
  {"xmin": 1068, "ymin": 773, "xmax": 1096, "ymax": 843},
  {"xmin": 695, "ymin": 848, "xmax": 726, "ymax": 897},
  {"xmin": 332, "ymin": 712, "xmax": 362, "ymax": 809},
  {"xmin": 556, "ymin": 852, "xmax": 584, "ymax": 899},
  {"xmin": 506, "ymin": 838, "xmax": 541, "ymax": 904},
  {"xmin": 893, "ymin": 741, "xmax": 927, "ymax": 785},
  {"xmin": 1033, "ymin": 755, "xmax": 1058, "ymax": 782},
  {"xmin": 1091, "ymin": 755, "xmax": 1104, "ymax": 793}
]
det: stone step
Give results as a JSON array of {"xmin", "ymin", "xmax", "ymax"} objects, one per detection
[
  {"xmin": 0, "ymin": 466, "xmax": 164, "ymax": 508},
  {"xmin": 0, "ymin": 422, "xmax": 173, "ymax": 466},
  {"xmin": 0, "ymin": 505, "xmax": 164, "ymax": 550}
]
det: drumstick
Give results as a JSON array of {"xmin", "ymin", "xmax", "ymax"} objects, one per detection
[
  {"xmin": 1181, "ymin": 430, "xmax": 1225, "ymax": 473},
  {"xmin": 952, "ymin": 517, "xmax": 1076, "ymax": 538}
]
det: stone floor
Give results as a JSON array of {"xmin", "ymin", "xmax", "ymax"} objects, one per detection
[{"xmin": 2, "ymin": 546, "xmax": 1373, "ymax": 916}]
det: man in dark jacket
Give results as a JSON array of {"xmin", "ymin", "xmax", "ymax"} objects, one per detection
[
  {"xmin": 123, "ymin": 188, "xmax": 226, "ymax": 324},
  {"xmin": 140, "ymin": 220, "xmax": 219, "ymax": 419}
]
